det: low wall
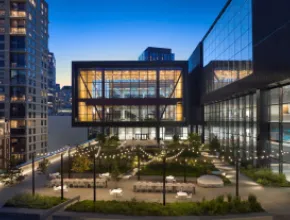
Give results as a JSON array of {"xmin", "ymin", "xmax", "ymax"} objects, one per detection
[
  {"xmin": 18, "ymin": 140, "xmax": 96, "ymax": 176},
  {"xmin": 52, "ymin": 212, "xmax": 271, "ymax": 220},
  {"xmin": 0, "ymin": 196, "xmax": 80, "ymax": 220}
]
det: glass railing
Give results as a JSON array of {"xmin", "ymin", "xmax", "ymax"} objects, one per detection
[
  {"xmin": 10, "ymin": 28, "xmax": 26, "ymax": 35},
  {"xmin": 10, "ymin": 11, "xmax": 26, "ymax": 17}
]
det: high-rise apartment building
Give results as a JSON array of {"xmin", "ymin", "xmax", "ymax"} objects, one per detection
[
  {"xmin": 139, "ymin": 47, "xmax": 175, "ymax": 61},
  {"xmin": 0, "ymin": 0, "xmax": 49, "ymax": 167},
  {"xmin": 47, "ymin": 52, "xmax": 56, "ymax": 115}
]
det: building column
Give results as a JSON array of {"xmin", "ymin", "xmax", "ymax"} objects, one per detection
[
  {"xmin": 156, "ymin": 69, "xmax": 160, "ymax": 144},
  {"xmin": 279, "ymin": 87, "xmax": 283, "ymax": 173},
  {"xmin": 256, "ymin": 89, "xmax": 270, "ymax": 168}
]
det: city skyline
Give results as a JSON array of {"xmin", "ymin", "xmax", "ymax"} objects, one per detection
[{"xmin": 48, "ymin": 0, "xmax": 227, "ymax": 86}]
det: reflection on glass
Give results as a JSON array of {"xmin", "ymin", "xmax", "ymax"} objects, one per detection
[
  {"xmin": 203, "ymin": 0, "xmax": 253, "ymax": 93},
  {"xmin": 104, "ymin": 105, "xmax": 156, "ymax": 122},
  {"xmin": 204, "ymin": 93, "xmax": 257, "ymax": 161},
  {"xmin": 104, "ymin": 70, "xmax": 157, "ymax": 98},
  {"xmin": 78, "ymin": 102, "xmax": 102, "ymax": 122}
]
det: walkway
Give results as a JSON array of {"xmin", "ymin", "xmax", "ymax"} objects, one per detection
[
  {"xmin": 211, "ymin": 157, "xmax": 290, "ymax": 215},
  {"xmin": 1, "ymin": 151, "xmax": 290, "ymax": 217}
]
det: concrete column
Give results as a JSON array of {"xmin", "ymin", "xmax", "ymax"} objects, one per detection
[{"xmin": 256, "ymin": 89, "xmax": 270, "ymax": 168}]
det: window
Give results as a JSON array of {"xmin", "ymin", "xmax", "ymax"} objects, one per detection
[
  {"xmin": 10, "ymin": 53, "xmax": 26, "ymax": 68},
  {"xmin": 11, "ymin": 70, "xmax": 26, "ymax": 84}
]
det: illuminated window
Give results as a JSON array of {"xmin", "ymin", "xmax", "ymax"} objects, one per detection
[{"xmin": 11, "ymin": 120, "xmax": 25, "ymax": 128}]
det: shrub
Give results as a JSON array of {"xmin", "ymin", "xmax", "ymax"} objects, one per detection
[
  {"xmin": 5, "ymin": 193, "xmax": 67, "ymax": 209},
  {"xmin": 140, "ymin": 160, "xmax": 217, "ymax": 177},
  {"xmin": 241, "ymin": 168, "xmax": 290, "ymax": 187},
  {"xmin": 227, "ymin": 194, "xmax": 232, "ymax": 202},
  {"xmin": 248, "ymin": 194, "xmax": 257, "ymax": 204},
  {"xmin": 66, "ymin": 195, "xmax": 264, "ymax": 216}
]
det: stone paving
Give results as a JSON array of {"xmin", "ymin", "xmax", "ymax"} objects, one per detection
[{"xmin": 1, "ymin": 152, "xmax": 290, "ymax": 217}]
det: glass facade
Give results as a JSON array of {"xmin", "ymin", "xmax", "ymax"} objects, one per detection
[
  {"xmin": 104, "ymin": 106, "xmax": 156, "ymax": 122},
  {"xmin": 104, "ymin": 70, "xmax": 156, "ymax": 98},
  {"xmin": 204, "ymin": 93, "xmax": 257, "ymax": 163},
  {"xmin": 203, "ymin": 0, "xmax": 253, "ymax": 93},
  {"xmin": 268, "ymin": 85, "xmax": 290, "ymax": 179},
  {"xmin": 109, "ymin": 127, "xmax": 188, "ymax": 140},
  {"xmin": 74, "ymin": 64, "xmax": 186, "ymax": 141},
  {"xmin": 77, "ymin": 68, "xmax": 183, "ymax": 123}
]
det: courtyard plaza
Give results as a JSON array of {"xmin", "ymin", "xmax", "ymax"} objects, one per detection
[{"xmin": 1, "ymin": 140, "xmax": 290, "ymax": 217}]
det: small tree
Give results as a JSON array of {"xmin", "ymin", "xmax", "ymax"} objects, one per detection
[
  {"xmin": 111, "ymin": 160, "xmax": 121, "ymax": 188},
  {"xmin": 172, "ymin": 134, "xmax": 180, "ymax": 143},
  {"xmin": 209, "ymin": 136, "xmax": 221, "ymax": 155},
  {"xmin": 1, "ymin": 156, "xmax": 23, "ymax": 185},
  {"xmin": 107, "ymin": 135, "xmax": 120, "ymax": 149},
  {"xmin": 71, "ymin": 153, "xmax": 92, "ymax": 173},
  {"xmin": 38, "ymin": 158, "xmax": 50, "ymax": 174},
  {"xmin": 187, "ymin": 133, "xmax": 202, "ymax": 152},
  {"xmin": 96, "ymin": 133, "xmax": 106, "ymax": 147},
  {"xmin": 1, "ymin": 168, "xmax": 23, "ymax": 186}
]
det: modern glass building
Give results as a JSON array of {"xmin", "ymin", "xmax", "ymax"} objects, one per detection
[
  {"xmin": 72, "ymin": 61, "xmax": 187, "ymax": 141},
  {"xmin": 139, "ymin": 47, "xmax": 175, "ymax": 61},
  {"xmin": 188, "ymin": 0, "xmax": 290, "ymax": 177},
  {"xmin": 71, "ymin": 0, "xmax": 290, "ymax": 178}
]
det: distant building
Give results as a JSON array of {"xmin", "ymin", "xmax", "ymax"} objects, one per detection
[
  {"xmin": 48, "ymin": 52, "xmax": 56, "ymax": 115},
  {"xmin": 56, "ymin": 86, "xmax": 72, "ymax": 115},
  {"xmin": 138, "ymin": 47, "xmax": 175, "ymax": 61}
]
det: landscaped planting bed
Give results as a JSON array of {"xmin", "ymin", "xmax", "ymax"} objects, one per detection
[
  {"xmin": 4, "ymin": 193, "xmax": 67, "ymax": 209},
  {"xmin": 66, "ymin": 194, "xmax": 263, "ymax": 216},
  {"xmin": 139, "ymin": 160, "xmax": 218, "ymax": 177},
  {"xmin": 241, "ymin": 167, "xmax": 290, "ymax": 187}
]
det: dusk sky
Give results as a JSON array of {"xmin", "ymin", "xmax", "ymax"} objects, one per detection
[{"xmin": 48, "ymin": 0, "xmax": 227, "ymax": 86}]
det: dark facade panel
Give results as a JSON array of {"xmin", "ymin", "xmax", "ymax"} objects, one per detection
[{"xmin": 253, "ymin": 0, "xmax": 290, "ymax": 82}]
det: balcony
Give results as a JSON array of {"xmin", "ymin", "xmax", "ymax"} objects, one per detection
[
  {"xmin": 10, "ymin": 11, "xmax": 26, "ymax": 18},
  {"xmin": 10, "ymin": 28, "xmax": 26, "ymax": 35},
  {"xmin": 11, "ymin": 96, "xmax": 26, "ymax": 102}
]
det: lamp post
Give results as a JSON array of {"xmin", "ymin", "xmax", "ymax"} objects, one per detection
[
  {"xmin": 93, "ymin": 146, "xmax": 96, "ymax": 203},
  {"xmin": 137, "ymin": 147, "xmax": 141, "ymax": 181},
  {"xmin": 68, "ymin": 146, "xmax": 71, "ymax": 179},
  {"xmin": 32, "ymin": 152, "xmax": 35, "ymax": 196},
  {"xmin": 162, "ymin": 155, "xmax": 166, "ymax": 206},
  {"xmin": 183, "ymin": 157, "xmax": 187, "ymax": 183},
  {"xmin": 60, "ymin": 153, "xmax": 64, "ymax": 200},
  {"xmin": 236, "ymin": 152, "xmax": 240, "ymax": 197}
]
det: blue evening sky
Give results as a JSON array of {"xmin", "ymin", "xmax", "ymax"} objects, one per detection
[{"xmin": 48, "ymin": 0, "xmax": 227, "ymax": 86}]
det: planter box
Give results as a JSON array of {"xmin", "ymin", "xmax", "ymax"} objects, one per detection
[
  {"xmin": 53, "ymin": 212, "xmax": 270, "ymax": 220},
  {"xmin": 0, "ymin": 196, "xmax": 80, "ymax": 220}
]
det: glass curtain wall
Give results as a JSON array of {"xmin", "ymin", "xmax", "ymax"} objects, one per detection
[
  {"xmin": 104, "ymin": 105, "xmax": 156, "ymax": 122},
  {"xmin": 104, "ymin": 70, "xmax": 157, "ymax": 98},
  {"xmin": 203, "ymin": 0, "xmax": 253, "ymax": 93},
  {"xmin": 77, "ymin": 69, "xmax": 183, "ymax": 123},
  {"xmin": 269, "ymin": 86, "xmax": 290, "ymax": 180},
  {"xmin": 204, "ymin": 93, "xmax": 257, "ymax": 164}
]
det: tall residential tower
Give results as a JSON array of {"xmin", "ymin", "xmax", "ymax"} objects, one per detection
[{"xmin": 0, "ymin": 0, "xmax": 49, "ymax": 168}]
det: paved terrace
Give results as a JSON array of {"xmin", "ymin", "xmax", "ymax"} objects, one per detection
[{"xmin": 1, "ymin": 140, "xmax": 290, "ymax": 218}]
